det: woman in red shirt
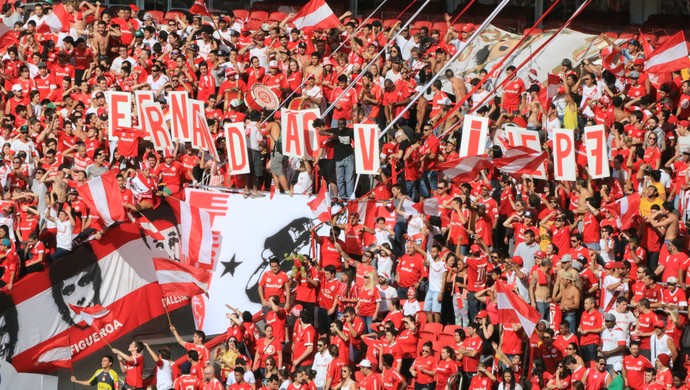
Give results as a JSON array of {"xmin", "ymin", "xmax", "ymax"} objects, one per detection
[
  {"xmin": 252, "ymin": 325, "xmax": 282, "ymax": 374},
  {"xmin": 435, "ymin": 347, "xmax": 458, "ymax": 390},
  {"xmin": 356, "ymin": 270, "xmax": 381, "ymax": 333}
]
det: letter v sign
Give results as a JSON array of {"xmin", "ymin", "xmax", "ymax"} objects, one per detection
[{"xmin": 354, "ymin": 124, "xmax": 380, "ymax": 174}]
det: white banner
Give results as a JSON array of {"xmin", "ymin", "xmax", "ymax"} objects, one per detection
[
  {"xmin": 584, "ymin": 124, "xmax": 610, "ymax": 179},
  {"xmin": 106, "ymin": 91, "xmax": 131, "ymax": 141},
  {"xmin": 354, "ymin": 123, "xmax": 380, "ymax": 174},
  {"xmin": 553, "ymin": 128, "xmax": 576, "ymax": 181},
  {"xmin": 134, "ymin": 91, "xmax": 154, "ymax": 130},
  {"xmin": 459, "ymin": 115, "xmax": 489, "ymax": 157},
  {"xmin": 185, "ymin": 189, "xmax": 332, "ymax": 335},
  {"xmin": 189, "ymin": 99, "xmax": 207, "ymax": 150},
  {"xmin": 169, "ymin": 91, "xmax": 192, "ymax": 142},
  {"xmin": 505, "ymin": 125, "xmax": 547, "ymax": 179},
  {"xmin": 300, "ymin": 108, "xmax": 321, "ymax": 159},
  {"xmin": 140, "ymin": 102, "xmax": 173, "ymax": 151}
]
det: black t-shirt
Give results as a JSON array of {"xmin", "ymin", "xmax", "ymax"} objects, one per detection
[{"xmin": 330, "ymin": 127, "xmax": 355, "ymax": 161}]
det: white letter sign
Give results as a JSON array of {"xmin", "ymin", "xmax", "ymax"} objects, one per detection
[
  {"xmin": 134, "ymin": 90, "xmax": 154, "ymax": 129},
  {"xmin": 224, "ymin": 122, "xmax": 250, "ymax": 175},
  {"xmin": 106, "ymin": 91, "xmax": 131, "ymax": 141},
  {"xmin": 169, "ymin": 91, "xmax": 192, "ymax": 142},
  {"xmin": 196, "ymin": 112, "xmax": 220, "ymax": 161},
  {"xmin": 141, "ymin": 102, "xmax": 173, "ymax": 151},
  {"xmin": 459, "ymin": 115, "xmax": 488, "ymax": 157},
  {"xmin": 189, "ymin": 99, "xmax": 209, "ymax": 150},
  {"xmin": 553, "ymin": 128, "xmax": 576, "ymax": 181},
  {"xmin": 354, "ymin": 123, "xmax": 380, "ymax": 174},
  {"xmin": 584, "ymin": 124, "xmax": 610, "ymax": 179},
  {"xmin": 281, "ymin": 108, "xmax": 305, "ymax": 158},
  {"xmin": 300, "ymin": 108, "xmax": 321, "ymax": 159}
]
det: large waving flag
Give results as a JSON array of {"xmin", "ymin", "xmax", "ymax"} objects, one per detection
[
  {"xmin": 644, "ymin": 31, "xmax": 690, "ymax": 73},
  {"xmin": 167, "ymin": 198, "xmax": 215, "ymax": 270},
  {"xmin": 496, "ymin": 281, "xmax": 541, "ymax": 337},
  {"xmin": 0, "ymin": 21, "xmax": 17, "ymax": 51},
  {"xmin": 41, "ymin": 3, "xmax": 71, "ymax": 33},
  {"xmin": 433, "ymin": 155, "xmax": 492, "ymax": 182},
  {"xmin": 76, "ymin": 170, "xmax": 126, "ymax": 226},
  {"xmin": 189, "ymin": 0, "xmax": 211, "ymax": 16},
  {"xmin": 603, "ymin": 193, "xmax": 641, "ymax": 230},
  {"xmin": 33, "ymin": 336, "xmax": 72, "ymax": 369},
  {"xmin": 153, "ymin": 257, "xmax": 211, "ymax": 297},
  {"xmin": 492, "ymin": 145, "xmax": 548, "ymax": 177},
  {"xmin": 308, "ymin": 182, "xmax": 331, "ymax": 222},
  {"xmin": 291, "ymin": 0, "xmax": 341, "ymax": 32}
]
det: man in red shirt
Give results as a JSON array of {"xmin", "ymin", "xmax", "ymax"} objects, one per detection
[
  {"xmin": 622, "ymin": 340, "xmax": 653, "ymax": 390},
  {"xmin": 578, "ymin": 297, "xmax": 604, "ymax": 366},
  {"xmin": 228, "ymin": 367, "xmax": 253, "ymax": 390},
  {"xmin": 174, "ymin": 363, "xmax": 202, "ymax": 390},
  {"xmin": 313, "ymin": 226, "xmax": 345, "ymax": 271},
  {"xmin": 395, "ymin": 242, "xmax": 424, "ymax": 298},
  {"xmin": 201, "ymin": 366, "xmax": 224, "ymax": 390},
  {"xmin": 316, "ymin": 265, "xmax": 340, "ymax": 335},
  {"xmin": 358, "ymin": 359, "xmax": 382, "ymax": 390},
  {"xmin": 171, "ymin": 324, "xmax": 210, "ymax": 365},
  {"xmin": 154, "ymin": 149, "xmax": 186, "ymax": 198},
  {"xmin": 258, "ymin": 256, "xmax": 290, "ymax": 310},
  {"xmin": 501, "ymin": 66, "xmax": 525, "ymax": 114},
  {"xmin": 292, "ymin": 310, "xmax": 316, "ymax": 369},
  {"xmin": 467, "ymin": 362, "xmax": 496, "ymax": 390},
  {"xmin": 458, "ymin": 244, "xmax": 488, "ymax": 321},
  {"xmin": 112, "ymin": 340, "xmax": 145, "ymax": 390},
  {"xmin": 457, "ymin": 323, "xmax": 483, "ymax": 375},
  {"xmin": 634, "ymin": 298, "xmax": 658, "ymax": 360}
]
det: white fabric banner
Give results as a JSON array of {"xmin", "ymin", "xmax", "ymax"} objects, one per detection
[{"xmin": 353, "ymin": 123, "xmax": 380, "ymax": 175}]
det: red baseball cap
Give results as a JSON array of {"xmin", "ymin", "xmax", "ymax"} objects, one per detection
[
  {"xmin": 511, "ymin": 256, "xmax": 523, "ymax": 266},
  {"xmin": 476, "ymin": 310, "xmax": 488, "ymax": 318}
]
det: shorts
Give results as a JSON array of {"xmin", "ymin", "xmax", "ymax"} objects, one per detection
[
  {"xmin": 424, "ymin": 290, "xmax": 442, "ymax": 313},
  {"xmin": 270, "ymin": 152, "xmax": 285, "ymax": 176},
  {"xmin": 318, "ymin": 159, "xmax": 336, "ymax": 184},
  {"xmin": 250, "ymin": 149, "xmax": 265, "ymax": 177}
]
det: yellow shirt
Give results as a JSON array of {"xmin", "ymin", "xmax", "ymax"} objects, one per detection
[{"xmin": 639, "ymin": 196, "xmax": 663, "ymax": 217}]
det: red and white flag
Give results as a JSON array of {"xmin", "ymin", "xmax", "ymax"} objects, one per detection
[
  {"xmin": 189, "ymin": 0, "xmax": 211, "ymax": 16},
  {"xmin": 153, "ymin": 258, "xmax": 211, "ymax": 297},
  {"xmin": 603, "ymin": 192, "xmax": 641, "ymax": 230},
  {"xmin": 33, "ymin": 336, "xmax": 72, "ymax": 369},
  {"xmin": 433, "ymin": 155, "xmax": 492, "ymax": 182},
  {"xmin": 68, "ymin": 304, "xmax": 112, "ymax": 327},
  {"xmin": 308, "ymin": 182, "xmax": 331, "ymax": 222},
  {"xmin": 0, "ymin": 21, "xmax": 17, "ymax": 51},
  {"xmin": 601, "ymin": 46, "xmax": 626, "ymax": 77},
  {"xmin": 291, "ymin": 0, "xmax": 341, "ymax": 32},
  {"xmin": 413, "ymin": 198, "xmax": 440, "ymax": 216},
  {"xmin": 40, "ymin": 3, "xmax": 71, "ymax": 33},
  {"xmin": 645, "ymin": 31, "xmax": 690, "ymax": 73},
  {"xmin": 496, "ymin": 281, "xmax": 542, "ymax": 337},
  {"xmin": 130, "ymin": 213, "xmax": 165, "ymax": 240},
  {"xmin": 176, "ymin": 200, "xmax": 214, "ymax": 269},
  {"xmin": 493, "ymin": 145, "xmax": 548, "ymax": 177},
  {"xmin": 76, "ymin": 171, "xmax": 126, "ymax": 226}
]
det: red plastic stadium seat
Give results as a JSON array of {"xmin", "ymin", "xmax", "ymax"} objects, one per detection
[
  {"xmin": 431, "ymin": 21, "xmax": 448, "ymax": 33},
  {"xmin": 249, "ymin": 10, "xmax": 269, "ymax": 23},
  {"xmin": 618, "ymin": 33, "xmax": 634, "ymax": 41},
  {"xmin": 443, "ymin": 324, "xmax": 459, "ymax": 334},
  {"xmin": 164, "ymin": 11, "xmax": 185, "ymax": 22},
  {"xmin": 246, "ymin": 19, "xmax": 264, "ymax": 32},
  {"xmin": 421, "ymin": 322, "xmax": 443, "ymax": 338},
  {"xmin": 145, "ymin": 10, "xmax": 164, "ymax": 24},
  {"xmin": 233, "ymin": 9, "xmax": 250, "ymax": 21},
  {"xmin": 268, "ymin": 11, "xmax": 287, "ymax": 23},
  {"xmin": 437, "ymin": 332, "xmax": 455, "ymax": 349},
  {"xmin": 604, "ymin": 32, "xmax": 618, "ymax": 40},
  {"xmin": 383, "ymin": 19, "xmax": 398, "ymax": 28},
  {"xmin": 413, "ymin": 20, "xmax": 432, "ymax": 31}
]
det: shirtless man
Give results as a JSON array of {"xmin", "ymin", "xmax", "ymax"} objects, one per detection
[
  {"xmin": 574, "ymin": 178, "xmax": 594, "ymax": 215},
  {"xmin": 556, "ymin": 272, "xmax": 581, "ymax": 335},
  {"xmin": 444, "ymin": 69, "xmax": 467, "ymax": 102},
  {"xmin": 529, "ymin": 258, "xmax": 552, "ymax": 320},
  {"xmin": 302, "ymin": 52, "xmax": 323, "ymax": 80},
  {"xmin": 648, "ymin": 202, "xmax": 679, "ymax": 241},
  {"xmin": 90, "ymin": 20, "xmax": 121, "ymax": 61}
]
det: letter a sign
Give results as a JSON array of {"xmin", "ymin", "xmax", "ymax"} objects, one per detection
[
  {"xmin": 280, "ymin": 108, "xmax": 305, "ymax": 158},
  {"xmin": 354, "ymin": 124, "xmax": 380, "ymax": 174}
]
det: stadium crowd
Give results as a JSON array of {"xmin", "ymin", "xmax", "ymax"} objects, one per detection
[{"xmin": 1, "ymin": 0, "xmax": 690, "ymax": 390}]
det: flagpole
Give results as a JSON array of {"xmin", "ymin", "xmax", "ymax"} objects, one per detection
[
  {"xmin": 378, "ymin": 0, "xmax": 511, "ymax": 139},
  {"xmin": 162, "ymin": 297, "xmax": 173, "ymax": 325},
  {"xmin": 450, "ymin": 0, "xmax": 476, "ymax": 24},
  {"xmin": 260, "ymin": 0, "xmax": 403, "ymax": 124},
  {"xmin": 321, "ymin": 0, "xmax": 434, "ymax": 119}
]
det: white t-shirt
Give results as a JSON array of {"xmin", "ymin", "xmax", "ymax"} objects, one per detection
[
  {"xmin": 376, "ymin": 254, "xmax": 393, "ymax": 277},
  {"xmin": 427, "ymin": 257, "xmax": 448, "ymax": 292},
  {"xmin": 226, "ymin": 370, "xmax": 255, "ymax": 386},
  {"xmin": 155, "ymin": 359, "xmax": 175, "ymax": 390},
  {"xmin": 601, "ymin": 327, "xmax": 625, "ymax": 370},
  {"xmin": 377, "ymin": 285, "xmax": 397, "ymax": 312},
  {"xmin": 56, "ymin": 219, "xmax": 73, "ymax": 250},
  {"xmin": 311, "ymin": 351, "xmax": 333, "ymax": 387},
  {"xmin": 602, "ymin": 275, "xmax": 628, "ymax": 311},
  {"xmin": 607, "ymin": 309, "xmax": 637, "ymax": 343},
  {"xmin": 402, "ymin": 299, "xmax": 420, "ymax": 316}
]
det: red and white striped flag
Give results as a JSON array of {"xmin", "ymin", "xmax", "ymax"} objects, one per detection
[
  {"xmin": 644, "ymin": 31, "xmax": 690, "ymax": 73},
  {"xmin": 492, "ymin": 145, "xmax": 547, "ymax": 177},
  {"xmin": 40, "ymin": 3, "xmax": 71, "ymax": 33},
  {"xmin": 291, "ymin": 0, "xmax": 341, "ymax": 32},
  {"xmin": 603, "ymin": 192, "xmax": 641, "ymax": 230},
  {"xmin": 601, "ymin": 46, "xmax": 626, "ymax": 77},
  {"xmin": 0, "ymin": 21, "xmax": 17, "ymax": 51},
  {"xmin": 33, "ymin": 335, "xmax": 72, "ymax": 369},
  {"xmin": 413, "ymin": 198, "xmax": 440, "ymax": 216},
  {"xmin": 496, "ymin": 281, "xmax": 541, "ymax": 337},
  {"xmin": 153, "ymin": 257, "xmax": 211, "ymax": 297},
  {"xmin": 177, "ymin": 200, "xmax": 214, "ymax": 269},
  {"xmin": 68, "ymin": 304, "xmax": 112, "ymax": 327},
  {"xmin": 130, "ymin": 213, "xmax": 165, "ymax": 240},
  {"xmin": 308, "ymin": 182, "xmax": 331, "ymax": 222},
  {"xmin": 76, "ymin": 171, "xmax": 126, "ymax": 226},
  {"xmin": 433, "ymin": 154, "xmax": 492, "ymax": 182}
]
